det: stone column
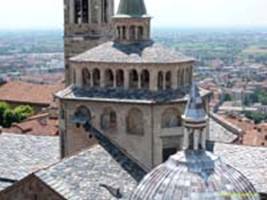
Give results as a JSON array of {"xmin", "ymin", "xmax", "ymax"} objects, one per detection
[
  {"xmin": 125, "ymin": 69, "xmax": 129, "ymax": 89},
  {"xmin": 150, "ymin": 70, "xmax": 158, "ymax": 91},
  {"xmin": 183, "ymin": 128, "xmax": 189, "ymax": 150},
  {"xmin": 173, "ymin": 68, "xmax": 178, "ymax": 89},
  {"xmin": 193, "ymin": 130, "xmax": 199, "ymax": 150},
  {"xmin": 100, "ymin": 69, "xmax": 105, "ymax": 87},
  {"xmin": 88, "ymin": 0, "xmax": 91, "ymax": 24},
  {"xmin": 76, "ymin": 68, "xmax": 82, "ymax": 87},
  {"xmin": 69, "ymin": 0, "xmax": 75, "ymax": 24},
  {"xmin": 201, "ymin": 129, "xmax": 206, "ymax": 150},
  {"xmin": 162, "ymin": 72, "xmax": 166, "ymax": 90}
]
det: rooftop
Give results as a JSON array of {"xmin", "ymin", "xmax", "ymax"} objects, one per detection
[
  {"xmin": 56, "ymin": 86, "xmax": 210, "ymax": 104},
  {"xmin": 35, "ymin": 127, "xmax": 146, "ymax": 200},
  {"xmin": 70, "ymin": 41, "xmax": 194, "ymax": 64},
  {"xmin": 0, "ymin": 133, "xmax": 59, "ymax": 191},
  {"xmin": 116, "ymin": 0, "xmax": 147, "ymax": 17},
  {"xmin": 0, "ymin": 81, "xmax": 64, "ymax": 106},
  {"xmin": 3, "ymin": 113, "xmax": 59, "ymax": 136}
]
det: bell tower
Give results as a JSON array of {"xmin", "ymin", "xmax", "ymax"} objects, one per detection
[{"xmin": 64, "ymin": 0, "xmax": 114, "ymax": 85}]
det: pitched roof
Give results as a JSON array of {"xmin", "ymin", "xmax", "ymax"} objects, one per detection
[
  {"xmin": 4, "ymin": 113, "xmax": 59, "ymax": 136},
  {"xmin": 36, "ymin": 127, "xmax": 146, "ymax": 200},
  {"xmin": 70, "ymin": 41, "xmax": 194, "ymax": 64},
  {"xmin": 0, "ymin": 81, "xmax": 64, "ymax": 106},
  {"xmin": 0, "ymin": 133, "xmax": 59, "ymax": 191}
]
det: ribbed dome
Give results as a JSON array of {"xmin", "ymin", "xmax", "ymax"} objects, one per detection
[
  {"xmin": 117, "ymin": 0, "xmax": 147, "ymax": 16},
  {"xmin": 131, "ymin": 150, "xmax": 260, "ymax": 200}
]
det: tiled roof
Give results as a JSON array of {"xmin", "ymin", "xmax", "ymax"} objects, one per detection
[
  {"xmin": 0, "ymin": 133, "xmax": 59, "ymax": 191},
  {"xmin": 70, "ymin": 41, "xmax": 194, "ymax": 64},
  {"xmin": 36, "ymin": 127, "xmax": 146, "ymax": 200},
  {"xmin": 56, "ymin": 86, "xmax": 210, "ymax": 104},
  {"xmin": 211, "ymin": 142, "xmax": 267, "ymax": 194},
  {"xmin": 0, "ymin": 81, "xmax": 64, "ymax": 106},
  {"xmin": 4, "ymin": 113, "xmax": 59, "ymax": 136}
]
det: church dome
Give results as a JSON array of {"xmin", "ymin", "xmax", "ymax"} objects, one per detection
[
  {"xmin": 117, "ymin": 0, "xmax": 147, "ymax": 17},
  {"xmin": 130, "ymin": 150, "xmax": 260, "ymax": 200}
]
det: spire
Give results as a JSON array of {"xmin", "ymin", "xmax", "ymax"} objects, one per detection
[
  {"xmin": 117, "ymin": 0, "xmax": 147, "ymax": 17},
  {"xmin": 182, "ymin": 82, "xmax": 208, "ymax": 150}
]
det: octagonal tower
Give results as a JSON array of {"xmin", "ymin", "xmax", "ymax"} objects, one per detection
[{"xmin": 57, "ymin": 0, "xmax": 210, "ymax": 171}]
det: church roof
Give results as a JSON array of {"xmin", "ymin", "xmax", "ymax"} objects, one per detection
[
  {"xmin": 117, "ymin": 0, "xmax": 147, "ymax": 17},
  {"xmin": 35, "ymin": 128, "xmax": 146, "ymax": 200},
  {"xmin": 70, "ymin": 41, "xmax": 194, "ymax": 64},
  {"xmin": 0, "ymin": 133, "xmax": 59, "ymax": 191},
  {"xmin": 131, "ymin": 149, "xmax": 260, "ymax": 200}
]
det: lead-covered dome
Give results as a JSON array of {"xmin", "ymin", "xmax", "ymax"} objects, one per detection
[{"xmin": 131, "ymin": 150, "xmax": 260, "ymax": 200}]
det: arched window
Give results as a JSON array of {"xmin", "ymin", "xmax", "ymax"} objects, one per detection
[
  {"xmin": 104, "ymin": 69, "xmax": 114, "ymax": 88},
  {"xmin": 101, "ymin": 108, "xmax": 117, "ymax": 130},
  {"xmin": 73, "ymin": 106, "xmax": 91, "ymax": 127},
  {"xmin": 165, "ymin": 71, "xmax": 172, "ymax": 89},
  {"xmin": 126, "ymin": 108, "xmax": 144, "ymax": 135},
  {"xmin": 82, "ymin": 0, "xmax": 89, "ymax": 23},
  {"xmin": 158, "ymin": 71, "xmax": 164, "ymax": 90},
  {"xmin": 161, "ymin": 108, "xmax": 182, "ymax": 128},
  {"xmin": 141, "ymin": 70, "xmax": 150, "ymax": 89},
  {"xmin": 93, "ymin": 68, "xmax": 101, "ymax": 87},
  {"xmin": 116, "ymin": 69, "xmax": 124, "ymax": 88},
  {"xmin": 129, "ymin": 26, "xmax": 136, "ymax": 40},
  {"xmin": 137, "ymin": 26, "xmax": 144, "ymax": 40},
  {"xmin": 101, "ymin": 0, "xmax": 108, "ymax": 23},
  {"xmin": 122, "ymin": 26, "xmax": 126, "ymax": 39},
  {"xmin": 129, "ymin": 70, "xmax": 139, "ymax": 89},
  {"xmin": 82, "ymin": 68, "xmax": 91, "ymax": 87}
]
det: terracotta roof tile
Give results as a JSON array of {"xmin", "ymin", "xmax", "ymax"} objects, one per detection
[{"xmin": 0, "ymin": 81, "xmax": 64, "ymax": 106}]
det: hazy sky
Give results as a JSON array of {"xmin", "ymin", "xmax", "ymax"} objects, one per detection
[{"xmin": 0, "ymin": 0, "xmax": 267, "ymax": 29}]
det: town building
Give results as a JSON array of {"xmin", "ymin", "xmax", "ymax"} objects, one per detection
[{"xmin": 0, "ymin": 81, "xmax": 64, "ymax": 111}]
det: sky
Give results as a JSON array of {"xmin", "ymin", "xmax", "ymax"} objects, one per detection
[{"xmin": 0, "ymin": 0, "xmax": 267, "ymax": 29}]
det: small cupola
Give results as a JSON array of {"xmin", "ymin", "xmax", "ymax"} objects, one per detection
[{"xmin": 113, "ymin": 0, "xmax": 151, "ymax": 44}]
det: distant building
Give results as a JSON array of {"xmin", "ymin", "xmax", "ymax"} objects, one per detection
[{"xmin": 0, "ymin": 81, "xmax": 64, "ymax": 111}]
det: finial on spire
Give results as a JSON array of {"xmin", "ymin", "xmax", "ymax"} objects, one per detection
[{"xmin": 182, "ymin": 82, "xmax": 208, "ymax": 150}]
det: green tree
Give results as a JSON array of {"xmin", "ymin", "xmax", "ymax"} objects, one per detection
[
  {"xmin": 0, "ymin": 102, "xmax": 10, "ymax": 125},
  {"xmin": 3, "ymin": 109, "xmax": 18, "ymax": 127},
  {"xmin": 14, "ymin": 105, "xmax": 34, "ymax": 121},
  {"xmin": 223, "ymin": 93, "xmax": 232, "ymax": 101}
]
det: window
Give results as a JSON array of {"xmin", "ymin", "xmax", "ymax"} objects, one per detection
[
  {"xmin": 137, "ymin": 26, "xmax": 144, "ymax": 40},
  {"xmin": 82, "ymin": 68, "xmax": 91, "ymax": 87},
  {"xmin": 122, "ymin": 26, "xmax": 126, "ymax": 39},
  {"xmin": 82, "ymin": 0, "xmax": 88, "ymax": 23},
  {"xmin": 101, "ymin": 108, "xmax": 117, "ymax": 130},
  {"xmin": 165, "ymin": 71, "xmax": 172, "ymax": 89},
  {"xmin": 141, "ymin": 70, "xmax": 150, "ymax": 89},
  {"xmin": 129, "ymin": 70, "xmax": 139, "ymax": 89},
  {"xmin": 116, "ymin": 69, "xmax": 124, "ymax": 88},
  {"xmin": 126, "ymin": 108, "xmax": 144, "ymax": 135},
  {"xmin": 104, "ymin": 69, "xmax": 114, "ymax": 88},
  {"xmin": 93, "ymin": 68, "xmax": 101, "ymax": 87},
  {"xmin": 73, "ymin": 106, "xmax": 91, "ymax": 127},
  {"xmin": 74, "ymin": 0, "xmax": 82, "ymax": 24},
  {"xmin": 161, "ymin": 108, "xmax": 181, "ymax": 128}
]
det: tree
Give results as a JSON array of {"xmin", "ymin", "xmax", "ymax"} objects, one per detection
[
  {"xmin": 223, "ymin": 93, "xmax": 232, "ymax": 101},
  {"xmin": 3, "ymin": 109, "xmax": 18, "ymax": 127},
  {"xmin": 0, "ymin": 102, "xmax": 10, "ymax": 125},
  {"xmin": 14, "ymin": 105, "xmax": 34, "ymax": 121}
]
